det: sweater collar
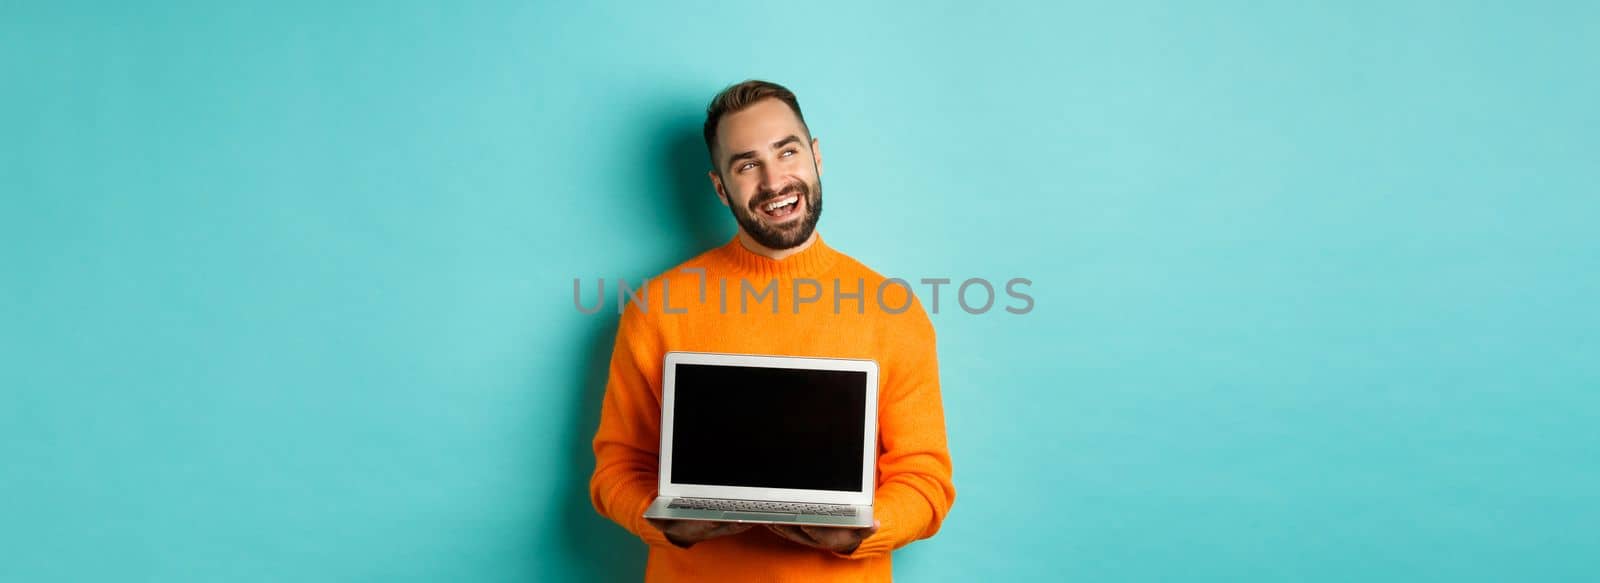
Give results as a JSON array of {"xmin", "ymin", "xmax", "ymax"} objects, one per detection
[{"xmin": 716, "ymin": 232, "xmax": 841, "ymax": 280}]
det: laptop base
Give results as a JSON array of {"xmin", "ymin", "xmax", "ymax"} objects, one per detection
[{"xmin": 644, "ymin": 496, "xmax": 873, "ymax": 528}]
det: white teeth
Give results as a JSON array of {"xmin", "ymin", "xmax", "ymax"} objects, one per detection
[{"xmin": 764, "ymin": 195, "xmax": 799, "ymax": 211}]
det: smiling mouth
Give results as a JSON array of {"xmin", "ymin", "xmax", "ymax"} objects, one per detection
[{"xmin": 756, "ymin": 194, "xmax": 802, "ymax": 220}]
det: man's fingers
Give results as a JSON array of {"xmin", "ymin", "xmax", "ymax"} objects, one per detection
[
  {"xmin": 697, "ymin": 521, "xmax": 751, "ymax": 536},
  {"xmin": 765, "ymin": 523, "xmax": 818, "ymax": 546},
  {"xmin": 800, "ymin": 524, "xmax": 870, "ymax": 546},
  {"xmin": 765, "ymin": 524, "xmax": 803, "ymax": 543},
  {"xmin": 799, "ymin": 525, "xmax": 837, "ymax": 543},
  {"xmin": 653, "ymin": 519, "xmax": 753, "ymax": 542},
  {"xmin": 764, "ymin": 521, "xmax": 883, "ymax": 552}
]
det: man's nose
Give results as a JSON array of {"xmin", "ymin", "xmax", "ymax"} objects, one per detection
[{"xmin": 760, "ymin": 168, "xmax": 789, "ymax": 195}]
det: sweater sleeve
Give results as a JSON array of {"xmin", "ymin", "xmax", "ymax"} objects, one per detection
[
  {"xmin": 836, "ymin": 297, "xmax": 957, "ymax": 559},
  {"xmin": 588, "ymin": 303, "xmax": 674, "ymax": 548}
]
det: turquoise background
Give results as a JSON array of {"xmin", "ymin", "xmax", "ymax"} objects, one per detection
[{"xmin": 4, "ymin": 1, "xmax": 1597, "ymax": 581}]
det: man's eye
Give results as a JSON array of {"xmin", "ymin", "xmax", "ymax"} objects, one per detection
[
  {"xmin": 740, "ymin": 162, "xmax": 755, "ymax": 171},
  {"xmin": 782, "ymin": 149, "xmax": 796, "ymax": 157}
]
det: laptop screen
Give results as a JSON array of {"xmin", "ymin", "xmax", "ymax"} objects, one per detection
[{"xmin": 670, "ymin": 363, "xmax": 868, "ymax": 492}]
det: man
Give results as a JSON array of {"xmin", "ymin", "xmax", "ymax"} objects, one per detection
[{"xmin": 589, "ymin": 79, "xmax": 956, "ymax": 581}]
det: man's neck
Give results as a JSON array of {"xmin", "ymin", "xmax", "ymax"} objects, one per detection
[{"xmin": 736, "ymin": 230, "xmax": 818, "ymax": 261}]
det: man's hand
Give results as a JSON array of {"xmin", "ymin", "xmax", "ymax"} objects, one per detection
[
  {"xmin": 646, "ymin": 518, "xmax": 753, "ymax": 549},
  {"xmin": 765, "ymin": 520, "xmax": 880, "ymax": 554}
]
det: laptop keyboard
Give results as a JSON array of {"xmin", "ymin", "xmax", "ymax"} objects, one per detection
[{"xmin": 668, "ymin": 498, "xmax": 858, "ymax": 516}]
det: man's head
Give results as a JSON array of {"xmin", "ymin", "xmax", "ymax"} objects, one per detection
[{"xmin": 703, "ymin": 80, "xmax": 823, "ymax": 252}]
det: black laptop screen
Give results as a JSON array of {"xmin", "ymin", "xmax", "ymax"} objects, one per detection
[{"xmin": 669, "ymin": 363, "xmax": 867, "ymax": 492}]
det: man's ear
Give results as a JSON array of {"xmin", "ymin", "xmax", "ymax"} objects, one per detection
[
  {"xmin": 707, "ymin": 170, "xmax": 730, "ymax": 207},
  {"xmin": 811, "ymin": 136, "xmax": 823, "ymax": 176}
]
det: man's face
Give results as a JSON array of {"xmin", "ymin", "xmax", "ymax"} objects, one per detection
[{"xmin": 708, "ymin": 98, "xmax": 824, "ymax": 251}]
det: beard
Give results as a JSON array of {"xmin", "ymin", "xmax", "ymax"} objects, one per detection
[{"xmin": 727, "ymin": 175, "xmax": 823, "ymax": 251}]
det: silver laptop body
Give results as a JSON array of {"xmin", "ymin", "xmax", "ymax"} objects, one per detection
[{"xmin": 643, "ymin": 351, "xmax": 878, "ymax": 528}]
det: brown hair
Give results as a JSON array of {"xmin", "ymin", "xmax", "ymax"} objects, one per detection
[{"xmin": 703, "ymin": 79, "xmax": 811, "ymax": 171}]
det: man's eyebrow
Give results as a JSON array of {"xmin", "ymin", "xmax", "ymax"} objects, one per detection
[{"xmin": 724, "ymin": 134, "xmax": 806, "ymax": 170}]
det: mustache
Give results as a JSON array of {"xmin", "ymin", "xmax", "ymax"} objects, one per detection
[{"xmin": 750, "ymin": 182, "xmax": 809, "ymax": 209}]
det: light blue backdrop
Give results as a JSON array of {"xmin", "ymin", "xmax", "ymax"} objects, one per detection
[{"xmin": 4, "ymin": 1, "xmax": 1596, "ymax": 581}]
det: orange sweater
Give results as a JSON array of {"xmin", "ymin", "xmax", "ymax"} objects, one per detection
[{"xmin": 589, "ymin": 233, "xmax": 956, "ymax": 582}]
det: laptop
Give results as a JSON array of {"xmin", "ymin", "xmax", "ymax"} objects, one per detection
[{"xmin": 643, "ymin": 351, "xmax": 878, "ymax": 527}]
